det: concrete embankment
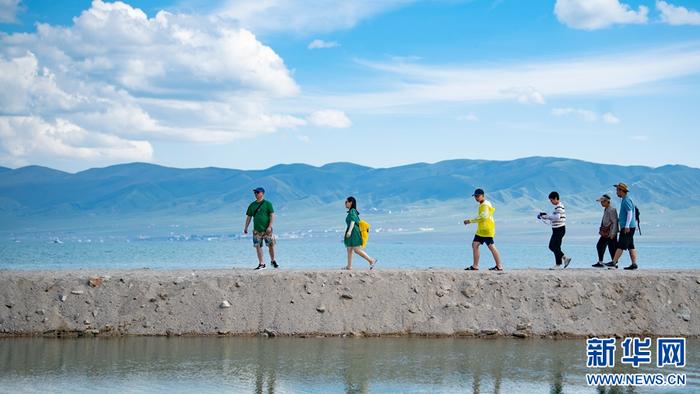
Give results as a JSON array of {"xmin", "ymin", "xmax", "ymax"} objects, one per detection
[{"xmin": 0, "ymin": 270, "xmax": 698, "ymax": 338}]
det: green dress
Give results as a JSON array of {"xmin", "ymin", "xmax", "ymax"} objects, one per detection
[{"xmin": 344, "ymin": 208, "xmax": 363, "ymax": 247}]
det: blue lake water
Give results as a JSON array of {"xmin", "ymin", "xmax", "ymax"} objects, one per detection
[
  {"xmin": 0, "ymin": 337, "xmax": 697, "ymax": 393},
  {"xmin": 0, "ymin": 236, "xmax": 698, "ymax": 270}
]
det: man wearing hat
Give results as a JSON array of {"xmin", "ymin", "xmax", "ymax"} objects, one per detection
[
  {"xmin": 463, "ymin": 188, "xmax": 504, "ymax": 271},
  {"xmin": 592, "ymin": 194, "xmax": 618, "ymax": 268},
  {"xmin": 244, "ymin": 187, "xmax": 279, "ymax": 270},
  {"xmin": 606, "ymin": 182, "xmax": 638, "ymax": 270}
]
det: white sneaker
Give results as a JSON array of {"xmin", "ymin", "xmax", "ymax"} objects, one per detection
[
  {"xmin": 563, "ymin": 256, "xmax": 572, "ymax": 269},
  {"xmin": 549, "ymin": 264, "xmax": 562, "ymax": 270}
]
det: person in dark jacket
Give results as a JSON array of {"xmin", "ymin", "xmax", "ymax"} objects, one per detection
[{"xmin": 592, "ymin": 194, "xmax": 618, "ymax": 268}]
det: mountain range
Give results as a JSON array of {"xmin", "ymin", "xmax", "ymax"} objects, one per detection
[{"xmin": 1, "ymin": 157, "xmax": 699, "ymax": 231}]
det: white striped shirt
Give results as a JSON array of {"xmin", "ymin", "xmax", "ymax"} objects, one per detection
[{"xmin": 542, "ymin": 203, "xmax": 566, "ymax": 228}]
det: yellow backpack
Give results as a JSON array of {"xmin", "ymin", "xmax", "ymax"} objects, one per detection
[{"xmin": 358, "ymin": 220, "xmax": 371, "ymax": 248}]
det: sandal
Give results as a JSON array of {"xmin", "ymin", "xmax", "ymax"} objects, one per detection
[
  {"xmin": 370, "ymin": 259, "xmax": 378, "ymax": 270},
  {"xmin": 488, "ymin": 266, "xmax": 503, "ymax": 271},
  {"xmin": 465, "ymin": 266, "xmax": 478, "ymax": 271}
]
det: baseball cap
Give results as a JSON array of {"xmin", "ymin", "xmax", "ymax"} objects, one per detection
[
  {"xmin": 596, "ymin": 194, "xmax": 611, "ymax": 202},
  {"xmin": 252, "ymin": 187, "xmax": 265, "ymax": 193},
  {"xmin": 613, "ymin": 182, "xmax": 629, "ymax": 193},
  {"xmin": 472, "ymin": 188, "xmax": 484, "ymax": 196}
]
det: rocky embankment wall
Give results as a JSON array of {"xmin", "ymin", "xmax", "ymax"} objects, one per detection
[{"xmin": 0, "ymin": 270, "xmax": 698, "ymax": 337}]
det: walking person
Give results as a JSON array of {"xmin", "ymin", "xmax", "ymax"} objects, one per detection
[
  {"xmin": 464, "ymin": 188, "xmax": 504, "ymax": 271},
  {"xmin": 243, "ymin": 187, "xmax": 279, "ymax": 270},
  {"xmin": 592, "ymin": 194, "xmax": 618, "ymax": 268},
  {"xmin": 343, "ymin": 196, "xmax": 377, "ymax": 270},
  {"xmin": 538, "ymin": 191, "xmax": 572, "ymax": 269},
  {"xmin": 606, "ymin": 182, "xmax": 639, "ymax": 270}
]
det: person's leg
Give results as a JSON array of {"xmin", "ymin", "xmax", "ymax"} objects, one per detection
[
  {"xmin": 560, "ymin": 227, "xmax": 569, "ymax": 264},
  {"xmin": 346, "ymin": 247, "xmax": 353, "ymax": 269},
  {"xmin": 610, "ymin": 232, "xmax": 629, "ymax": 267},
  {"xmin": 596, "ymin": 236, "xmax": 606, "ymax": 262},
  {"xmin": 256, "ymin": 245, "xmax": 264, "ymax": 265},
  {"xmin": 353, "ymin": 247, "xmax": 375, "ymax": 265},
  {"xmin": 612, "ymin": 248, "xmax": 623, "ymax": 262},
  {"xmin": 626, "ymin": 231, "xmax": 637, "ymax": 267},
  {"xmin": 268, "ymin": 243, "xmax": 276, "ymax": 263},
  {"xmin": 548, "ymin": 231, "xmax": 556, "ymax": 264},
  {"xmin": 608, "ymin": 237, "xmax": 617, "ymax": 260},
  {"xmin": 472, "ymin": 241, "xmax": 481, "ymax": 269},
  {"xmin": 487, "ymin": 243, "xmax": 503, "ymax": 269},
  {"xmin": 549, "ymin": 229, "xmax": 563, "ymax": 265}
]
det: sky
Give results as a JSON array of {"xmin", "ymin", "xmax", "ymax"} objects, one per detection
[{"xmin": 0, "ymin": 0, "xmax": 699, "ymax": 172}]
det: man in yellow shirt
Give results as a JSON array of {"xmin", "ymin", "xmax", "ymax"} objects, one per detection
[{"xmin": 464, "ymin": 188, "xmax": 504, "ymax": 271}]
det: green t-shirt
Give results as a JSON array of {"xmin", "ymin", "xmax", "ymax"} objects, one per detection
[{"xmin": 246, "ymin": 200, "xmax": 274, "ymax": 232}]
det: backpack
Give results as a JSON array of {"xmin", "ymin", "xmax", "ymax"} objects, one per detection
[
  {"xmin": 635, "ymin": 206, "xmax": 641, "ymax": 235},
  {"xmin": 358, "ymin": 220, "xmax": 371, "ymax": 248}
]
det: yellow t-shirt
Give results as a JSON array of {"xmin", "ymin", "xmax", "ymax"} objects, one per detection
[{"xmin": 470, "ymin": 200, "xmax": 496, "ymax": 238}]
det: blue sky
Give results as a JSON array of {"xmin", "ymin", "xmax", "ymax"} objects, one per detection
[{"xmin": 1, "ymin": 0, "xmax": 699, "ymax": 172}]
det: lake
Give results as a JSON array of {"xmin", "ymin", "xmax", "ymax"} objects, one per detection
[
  {"xmin": 0, "ymin": 337, "xmax": 697, "ymax": 393},
  {"xmin": 1, "ymin": 236, "xmax": 698, "ymax": 270}
]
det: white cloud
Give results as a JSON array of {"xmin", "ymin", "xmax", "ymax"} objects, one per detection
[
  {"xmin": 307, "ymin": 109, "xmax": 352, "ymax": 128},
  {"xmin": 0, "ymin": 0, "xmax": 21, "ymax": 23},
  {"xmin": 0, "ymin": 0, "xmax": 328, "ymax": 167},
  {"xmin": 307, "ymin": 45, "xmax": 700, "ymax": 111},
  {"xmin": 657, "ymin": 1, "xmax": 700, "ymax": 25},
  {"xmin": 552, "ymin": 107, "xmax": 598, "ymax": 122},
  {"xmin": 0, "ymin": 52, "xmax": 79, "ymax": 114},
  {"xmin": 308, "ymin": 39, "xmax": 340, "ymax": 49},
  {"xmin": 602, "ymin": 112, "xmax": 620, "ymax": 124},
  {"xmin": 552, "ymin": 108, "xmax": 621, "ymax": 124},
  {"xmin": 554, "ymin": 0, "xmax": 648, "ymax": 30},
  {"xmin": 501, "ymin": 87, "xmax": 546, "ymax": 105},
  {"xmin": 0, "ymin": 116, "xmax": 153, "ymax": 167},
  {"xmin": 215, "ymin": 0, "xmax": 413, "ymax": 34},
  {"xmin": 4, "ymin": 1, "xmax": 299, "ymax": 97}
]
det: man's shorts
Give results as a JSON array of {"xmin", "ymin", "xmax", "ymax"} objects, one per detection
[
  {"xmin": 473, "ymin": 235, "xmax": 495, "ymax": 246},
  {"xmin": 617, "ymin": 228, "xmax": 635, "ymax": 250},
  {"xmin": 253, "ymin": 231, "xmax": 276, "ymax": 248}
]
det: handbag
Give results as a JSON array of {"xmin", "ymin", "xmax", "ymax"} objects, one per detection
[{"xmin": 599, "ymin": 224, "xmax": 611, "ymax": 238}]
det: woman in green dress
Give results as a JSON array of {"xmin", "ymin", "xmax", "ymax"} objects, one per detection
[{"xmin": 344, "ymin": 196, "xmax": 377, "ymax": 270}]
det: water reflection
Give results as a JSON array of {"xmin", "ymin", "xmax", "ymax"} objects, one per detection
[{"xmin": 0, "ymin": 337, "xmax": 696, "ymax": 393}]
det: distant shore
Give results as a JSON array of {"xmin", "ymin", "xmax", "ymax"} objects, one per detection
[{"xmin": 1, "ymin": 269, "xmax": 698, "ymax": 338}]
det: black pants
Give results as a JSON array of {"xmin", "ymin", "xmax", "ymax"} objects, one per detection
[
  {"xmin": 596, "ymin": 235, "xmax": 617, "ymax": 262},
  {"xmin": 549, "ymin": 226, "xmax": 566, "ymax": 265}
]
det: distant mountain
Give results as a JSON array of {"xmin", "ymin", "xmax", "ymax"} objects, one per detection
[{"xmin": 1, "ymin": 157, "xmax": 699, "ymax": 222}]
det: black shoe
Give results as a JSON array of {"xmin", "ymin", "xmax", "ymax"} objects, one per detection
[
  {"xmin": 254, "ymin": 264, "xmax": 266, "ymax": 270},
  {"xmin": 605, "ymin": 261, "xmax": 617, "ymax": 267},
  {"xmin": 271, "ymin": 260, "xmax": 279, "ymax": 269},
  {"xmin": 592, "ymin": 262, "xmax": 605, "ymax": 268},
  {"xmin": 623, "ymin": 264, "xmax": 638, "ymax": 270}
]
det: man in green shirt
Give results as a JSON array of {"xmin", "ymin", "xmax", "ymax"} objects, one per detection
[{"xmin": 244, "ymin": 187, "xmax": 278, "ymax": 270}]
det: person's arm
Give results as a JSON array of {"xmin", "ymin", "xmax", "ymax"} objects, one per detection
[
  {"xmin": 624, "ymin": 209, "xmax": 633, "ymax": 233},
  {"xmin": 542, "ymin": 209, "xmax": 560, "ymax": 222},
  {"xmin": 346, "ymin": 221, "xmax": 355, "ymax": 238},
  {"xmin": 465, "ymin": 205, "xmax": 488, "ymax": 224},
  {"xmin": 267, "ymin": 212, "xmax": 275, "ymax": 234},
  {"xmin": 244, "ymin": 216, "xmax": 251, "ymax": 234},
  {"xmin": 621, "ymin": 200, "xmax": 633, "ymax": 233}
]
